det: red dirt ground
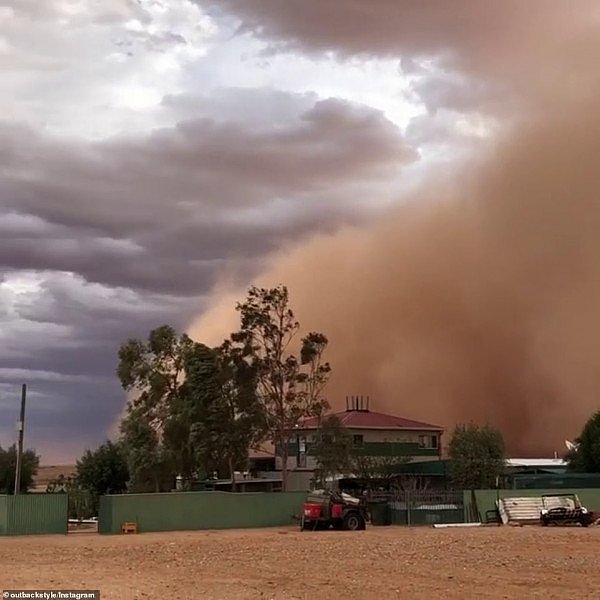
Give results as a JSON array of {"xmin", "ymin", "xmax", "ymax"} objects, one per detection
[{"xmin": 1, "ymin": 525, "xmax": 600, "ymax": 599}]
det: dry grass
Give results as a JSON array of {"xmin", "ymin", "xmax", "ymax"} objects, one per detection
[
  {"xmin": 2, "ymin": 525, "xmax": 600, "ymax": 599},
  {"xmin": 31, "ymin": 465, "xmax": 76, "ymax": 492}
]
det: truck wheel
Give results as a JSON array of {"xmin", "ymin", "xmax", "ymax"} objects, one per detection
[{"xmin": 343, "ymin": 513, "xmax": 366, "ymax": 531}]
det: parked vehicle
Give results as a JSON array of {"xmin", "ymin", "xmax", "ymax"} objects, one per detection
[
  {"xmin": 300, "ymin": 489, "xmax": 368, "ymax": 531},
  {"xmin": 540, "ymin": 493, "xmax": 594, "ymax": 527}
]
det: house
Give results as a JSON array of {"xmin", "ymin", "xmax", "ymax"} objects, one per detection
[{"xmin": 276, "ymin": 396, "xmax": 444, "ymax": 491}]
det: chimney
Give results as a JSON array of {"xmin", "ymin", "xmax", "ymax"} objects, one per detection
[{"xmin": 346, "ymin": 395, "xmax": 371, "ymax": 412}]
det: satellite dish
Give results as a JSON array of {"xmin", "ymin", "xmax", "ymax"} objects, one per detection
[{"xmin": 565, "ymin": 440, "xmax": 578, "ymax": 451}]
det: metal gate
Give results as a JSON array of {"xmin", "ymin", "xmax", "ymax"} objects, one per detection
[{"xmin": 370, "ymin": 490, "xmax": 464, "ymax": 526}]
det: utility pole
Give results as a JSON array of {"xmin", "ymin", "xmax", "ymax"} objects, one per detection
[{"xmin": 14, "ymin": 384, "xmax": 26, "ymax": 495}]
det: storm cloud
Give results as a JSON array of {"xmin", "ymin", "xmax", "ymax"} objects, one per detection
[
  {"xmin": 4, "ymin": 1, "xmax": 595, "ymax": 462},
  {"xmin": 1, "ymin": 70, "xmax": 415, "ymax": 461},
  {"xmin": 190, "ymin": 1, "xmax": 600, "ymax": 456}
]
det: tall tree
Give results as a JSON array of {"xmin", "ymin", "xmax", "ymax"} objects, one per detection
[
  {"xmin": 120, "ymin": 406, "xmax": 172, "ymax": 492},
  {"xmin": 117, "ymin": 325, "xmax": 195, "ymax": 484},
  {"xmin": 311, "ymin": 416, "xmax": 353, "ymax": 488},
  {"xmin": 0, "ymin": 445, "xmax": 40, "ymax": 494},
  {"xmin": 567, "ymin": 410, "xmax": 600, "ymax": 472},
  {"xmin": 448, "ymin": 423, "xmax": 505, "ymax": 489},
  {"xmin": 118, "ymin": 324, "xmax": 263, "ymax": 490},
  {"xmin": 231, "ymin": 285, "xmax": 331, "ymax": 490},
  {"xmin": 184, "ymin": 340, "xmax": 262, "ymax": 488},
  {"xmin": 76, "ymin": 440, "xmax": 129, "ymax": 497}
]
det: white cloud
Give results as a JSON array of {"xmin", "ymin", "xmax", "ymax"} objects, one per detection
[
  {"xmin": 1, "ymin": 0, "xmax": 432, "ymax": 140},
  {"xmin": 0, "ymin": 0, "xmax": 218, "ymax": 138},
  {"xmin": 0, "ymin": 368, "xmax": 108, "ymax": 383}
]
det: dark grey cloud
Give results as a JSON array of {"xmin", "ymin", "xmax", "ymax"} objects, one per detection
[
  {"xmin": 0, "ymin": 378, "xmax": 131, "ymax": 460},
  {"xmin": 202, "ymin": 0, "xmax": 599, "ymax": 115},
  {"xmin": 0, "ymin": 88, "xmax": 415, "ymax": 461},
  {"xmin": 0, "ymin": 94, "xmax": 413, "ymax": 295},
  {"xmin": 0, "ymin": 269, "xmax": 199, "ymax": 461},
  {"xmin": 203, "ymin": 1, "xmax": 588, "ymax": 65}
]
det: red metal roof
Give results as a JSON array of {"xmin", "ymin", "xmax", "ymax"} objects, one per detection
[{"xmin": 298, "ymin": 410, "xmax": 443, "ymax": 431}]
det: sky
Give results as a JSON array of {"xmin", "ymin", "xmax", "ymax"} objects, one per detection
[{"xmin": 1, "ymin": 1, "xmax": 598, "ymax": 462}]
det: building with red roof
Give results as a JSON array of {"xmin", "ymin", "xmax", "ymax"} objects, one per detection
[
  {"xmin": 272, "ymin": 396, "xmax": 444, "ymax": 490},
  {"xmin": 298, "ymin": 408, "xmax": 443, "ymax": 433}
]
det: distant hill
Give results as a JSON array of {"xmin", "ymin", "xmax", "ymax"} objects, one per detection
[{"xmin": 31, "ymin": 465, "xmax": 76, "ymax": 492}]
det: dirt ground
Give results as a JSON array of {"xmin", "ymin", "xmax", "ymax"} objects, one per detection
[{"xmin": 1, "ymin": 525, "xmax": 600, "ymax": 599}]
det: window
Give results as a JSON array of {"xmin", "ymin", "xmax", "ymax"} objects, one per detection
[
  {"xmin": 419, "ymin": 434, "xmax": 439, "ymax": 449},
  {"xmin": 353, "ymin": 434, "xmax": 364, "ymax": 446}
]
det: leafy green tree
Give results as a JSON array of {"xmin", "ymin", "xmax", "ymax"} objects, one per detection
[
  {"xmin": 117, "ymin": 324, "xmax": 263, "ymax": 490},
  {"xmin": 120, "ymin": 406, "xmax": 172, "ymax": 492},
  {"xmin": 311, "ymin": 416, "xmax": 353, "ymax": 488},
  {"xmin": 350, "ymin": 454, "xmax": 412, "ymax": 486},
  {"xmin": 567, "ymin": 411, "xmax": 600, "ymax": 472},
  {"xmin": 76, "ymin": 440, "xmax": 129, "ymax": 497},
  {"xmin": 231, "ymin": 285, "xmax": 331, "ymax": 490},
  {"xmin": 117, "ymin": 325, "xmax": 195, "ymax": 484},
  {"xmin": 184, "ymin": 340, "xmax": 262, "ymax": 489},
  {"xmin": 0, "ymin": 445, "xmax": 40, "ymax": 494},
  {"xmin": 448, "ymin": 423, "xmax": 505, "ymax": 489}
]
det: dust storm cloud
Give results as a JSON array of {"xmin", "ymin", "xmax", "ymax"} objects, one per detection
[{"xmin": 190, "ymin": 4, "xmax": 600, "ymax": 455}]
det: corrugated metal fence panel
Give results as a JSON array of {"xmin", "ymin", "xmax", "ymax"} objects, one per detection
[
  {"xmin": 499, "ymin": 497, "xmax": 544, "ymax": 523},
  {"xmin": 388, "ymin": 503, "xmax": 463, "ymax": 526},
  {"xmin": 99, "ymin": 491, "xmax": 307, "ymax": 534},
  {"xmin": 382, "ymin": 491, "xmax": 465, "ymax": 526},
  {"xmin": 98, "ymin": 495, "xmax": 112, "ymax": 534},
  {"xmin": 472, "ymin": 488, "xmax": 600, "ymax": 522},
  {"xmin": 409, "ymin": 507, "xmax": 463, "ymax": 525},
  {"xmin": 513, "ymin": 474, "xmax": 600, "ymax": 489},
  {"xmin": 0, "ymin": 495, "xmax": 7, "ymax": 534},
  {"xmin": 5, "ymin": 494, "xmax": 68, "ymax": 536},
  {"xmin": 388, "ymin": 501, "xmax": 408, "ymax": 525}
]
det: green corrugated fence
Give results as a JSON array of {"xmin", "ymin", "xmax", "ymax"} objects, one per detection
[
  {"xmin": 513, "ymin": 473, "xmax": 600, "ymax": 489},
  {"xmin": 0, "ymin": 495, "xmax": 7, "ymax": 535},
  {"xmin": 0, "ymin": 494, "xmax": 68, "ymax": 535},
  {"xmin": 99, "ymin": 491, "xmax": 307, "ymax": 534},
  {"xmin": 464, "ymin": 488, "xmax": 600, "ymax": 522}
]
